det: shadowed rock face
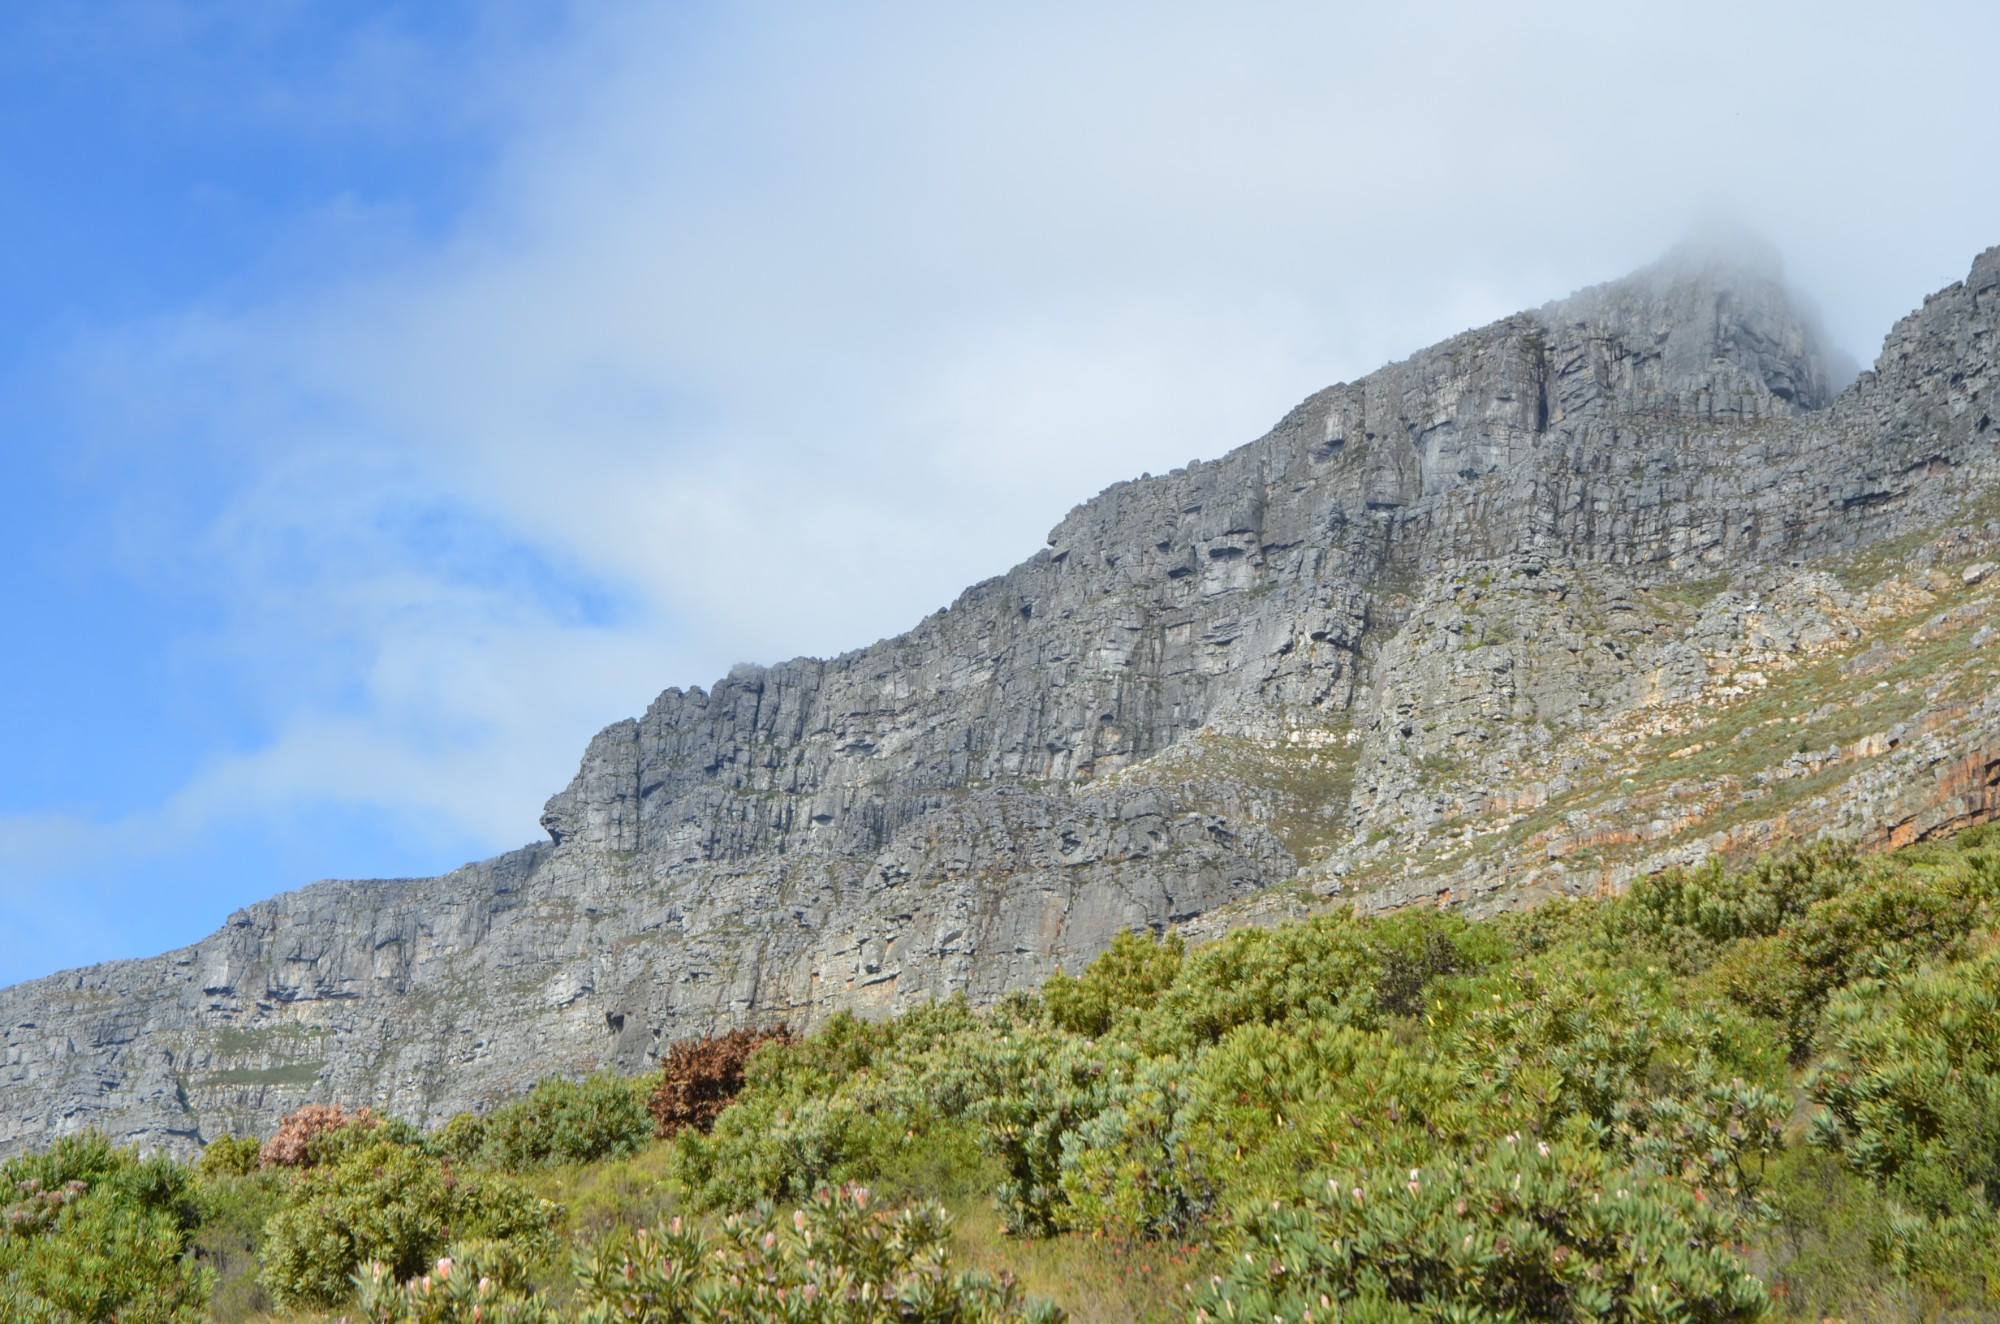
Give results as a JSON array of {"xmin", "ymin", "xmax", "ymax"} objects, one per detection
[{"xmin": 4, "ymin": 242, "xmax": 1996, "ymax": 1157}]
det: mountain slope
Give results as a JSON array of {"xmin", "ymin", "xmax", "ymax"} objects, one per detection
[{"xmin": 4, "ymin": 240, "xmax": 1995, "ymax": 1156}]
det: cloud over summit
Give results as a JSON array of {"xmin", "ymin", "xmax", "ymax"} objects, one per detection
[{"xmin": 5, "ymin": 0, "xmax": 1998, "ymax": 981}]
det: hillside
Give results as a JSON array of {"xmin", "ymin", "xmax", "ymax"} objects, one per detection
[
  {"xmin": 7, "ymin": 826, "xmax": 2000, "ymax": 1320},
  {"xmin": 2, "ymin": 239, "xmax": 1995, "ymax": 1157}
]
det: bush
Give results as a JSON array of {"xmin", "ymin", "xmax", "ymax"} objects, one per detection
[
  {"xmin": 480, "ymin": 1071, "xmax": 653, "ymax": 1169},
  {"xmin": 260, "ymin": 1102, "xmax": 378, "ymax": 1169},
  {"xmin": 257, "ymin": 1132, "xmax": 559, "ymax": 1309},
  {"xmin": 578, "ymin": 1188, "xmax": 1062, "ymax": 1323},
  {"xmin": 349, "ymin": 1238, "xmax": 554, "ymax": 1324},
  {"xmin": 968, "ymin": 1032, "xmax": 1131, "ymax": 1236},
  {"xmin": 0, "ymin": 1132, "xmax": 211, "ymax": 1322},
  {"xmin": 1041, "ymin": 930, "xmax": 1183, "ymax": 1037},
  {"xmin": 298, "ymin": 830, "xmax": 1998, "ymax": 1319},
  {"xmin": 1372, "ymin": 923, "xmax": 1471, "ymax": 1019},
  {"xmin": 1125, "ymin": 911, "xmax": 1383, "ymax": 1055},
  {"xmin": 1805, "ymin": 945, "xmax": 2000, "ymax": 1304},
  {"xmin": 195, "ymin": 1134, "xmax": 261, "ymax": 1181},
  {"xmin": 3, "ymin": 1133, "xmax": 198, "ymax": 1229},
  {"xmin": 430, "ymin": 1111, "xmax": 489, "ymax": 1165},
  {"xmin": 1057, "ymin": 1022, "xmax": 1474, "ymax": 1242},
  {"xmin": 1193, "ymin": 1137, "xmax": 1768, "ymax": 1323},
  {"xmin": 354, "ymin": 1186, "xmax": 1063, "ymax": 1323},
  {"xmin": 1690, "ymin": 841, "xmax": 2000, "ymax": 1059},
  {"xmin": 1810, "ymin": 946, "xmax": 2000, "ymax": 1218},
  {"xmin": 1607, "ymin": 846, "xmax": 1857, "ymax": 973},
  {"xmin": 667, "ymin": 1005, "xmax": 996, "ymax": 1211},
  {"xmin": 649, "ymin": 1025, "xmax": 792, "ymax": 1137},
  {"xmin": 190, "ymin": 1166, "xmax": 286, "ymax": 1322},
  {"xmin": 1120, "ymin": 909, "xmax": 1500, "ymax": 1056}
]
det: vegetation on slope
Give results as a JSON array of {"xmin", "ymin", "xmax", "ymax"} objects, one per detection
[{"xmin": 7, "ymin": 825, "xmax": 2000, "ymax": 1321}]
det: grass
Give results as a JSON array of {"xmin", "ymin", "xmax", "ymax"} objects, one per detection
[
  {"xmin": 948, "ymin": 1199, "xmax": 1215, "ymax": 1324},
  {"xmin": 1175, "ymin": 733, "xmax": 1361, "ymax": 861},
  {"xmin": 1402, "ymin": 560, "xmax": 1998, "ymax": 885},
  {"xmin": 1642, "ymin": 574, "xmax": 1732, "ymax": 608},
  {"xmin": 1089, "ymin": 725, "xmax": 1362, "ymax": 864},
  {"xmin": 516, "ymin": 1140, "xmax": 683, "ymax": 1244},
  {"xmin": 205, "ymin": 1146, "xmax": 1187, "ymax": 1323},
  {"xmin": 1752, "ymin": 1146, "xmax": 1986, "ymax": 1323},
  {"xmin": 1834, "ymin": 482, "xmax": 2000, "ymax": 593}
]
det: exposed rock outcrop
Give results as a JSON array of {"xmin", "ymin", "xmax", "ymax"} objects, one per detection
[{"xmin": 4, "ymin": 240, "xmax": 1996, "ymax": 1156}]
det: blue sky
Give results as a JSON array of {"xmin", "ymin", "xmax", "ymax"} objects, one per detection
[{"xmin": 4, "ymin": 0, "xmax": 1998, "ymax": 985}]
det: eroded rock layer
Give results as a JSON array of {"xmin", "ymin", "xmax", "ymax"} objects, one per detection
[{"xmin": 5, "ymin": 240, "xmax": 1997, "ymax": 1155}]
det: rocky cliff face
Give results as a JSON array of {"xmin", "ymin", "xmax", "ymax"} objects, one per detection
[{"xmin": 5, "ymin": 240, "xmax": 1996, "ymax": 1157}]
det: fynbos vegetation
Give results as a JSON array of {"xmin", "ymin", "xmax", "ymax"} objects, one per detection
[
  {"xmin": 649, "ymin": 1025, "xmax": 793, "ymax": 1137},
  {"xmin": 5, "ymin": 827, "xmax": 2000, "ymax": 1319}
]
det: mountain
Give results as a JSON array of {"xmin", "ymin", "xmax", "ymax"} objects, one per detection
[{"xmin": 4, "ymin": 239, "xmax": 1995, "ymax": 1157}]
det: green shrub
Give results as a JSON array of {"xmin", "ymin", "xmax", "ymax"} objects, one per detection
[
  {"xmin": 190, "ymin": 1167, "xmax": 286, "ymax": 1322},
  {"xmin": 578, "ymin": 1188, "xmax": 1062, "ymax": 1323},
  {"xmin": 1041, "ymin": 929, "xmax": 1183, "ymax": 1037},
  {"xmin": 672, "ymin": 1088, "xmax": 880, "ymax": 1208},
  {"xmin": 430, "ymin": 1110, "xmax": 489, "ymax": 1165},
  {"xmin": 479, "ymin": 1071, "xmax": 653, "ymax": 1170},
  {"xmin": 0, "ymin": 1194, "xmax": 213, "ymax": 1323},
  {"xmin": 669, "ymin": 1002, "xmax": 997, "ymax": 1211},
  {"xmin": 1193, "ymin": 1137, "xmax": 1768, "ymax": 1323},
  {"xmin": 349, "ymin": 1238, "xmax": 554, "ymax": 1323},
  {"xmin": 350, "ymin": 1187, "xmax": 1063, "ymax": 1323},
  {"xmin": 1057, "ymin": 1023, "xmax": 1472, "ymax": 1241},
  {"xmin": 1455, "ymin": 966, "xmax": 1787, "ymax": 1203},
  {"xmin": 968, "ymin": 1032, "xmax": 1131, "ymax": 1235},
  {"xmin": 1054, "ymin": 967, "xmax": 1784, "ymax": 1248},
  {"xmin": 1804, "ymin": 944, "xmax": 2000, "ymax": 1304},
  {"xmin": 1810, "ymin": 946, "xmax": 2000, "ymax": 1217},
  {"xmin": 1606, "ymin": 846, "xmax": 1858, "ymax": 973},
  {"xmin": 1126, "ymin": 910, "xmax": 1384, "ymax": 1054},
  {"xmin": 0, "ymin": 1133, "xmax": 211, "ymax": 1323},
  {"xmin": 4, "ymin": 1133, "xmax": 197, "ymax": 1228},
  {"xmin": 1688, "ymin": 840, "xmax": 2000, "ymax": 1059},
  {"xmin": 1756, "ymin": 1145, "xmax": 1913, "ymax": 1322},
  {"xmin": 257, "ymin": 1132, "xmax": 558, "ymax": 1309},
  {"xmin": 194, "ymin": 1134, "xmax": 261, "ymax": 1181},
  {"xmin": 1125, "ymin": 909, "xmax": 1501, "ymax": 1056},
  {"xmin": 1052, "ymin": 1052, "xmax": 1205, "ymax": 1239}
]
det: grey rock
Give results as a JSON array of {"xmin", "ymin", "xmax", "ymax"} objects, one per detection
[{"xmin": 5, "ymin": 240, "xmax": 1997, "ymax": 1156}]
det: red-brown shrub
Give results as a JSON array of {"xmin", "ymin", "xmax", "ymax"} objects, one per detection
[
  {"xmin": 648, "ymin": 1025, "xmax": 791, "ymax": 1137},
  {"xmin": 259, "ymin": 1102, "xmax": 378, "ymax": 1169}
]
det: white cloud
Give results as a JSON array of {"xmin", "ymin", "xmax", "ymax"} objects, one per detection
[{"xmin": 49, "ymin": 0, "xmax": 2000, "ymax": 916}]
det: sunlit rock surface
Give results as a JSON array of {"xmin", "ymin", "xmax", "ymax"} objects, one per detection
[{"xmin": 4, "ymin": 241, "xmax": 1996, "ymax": 1156}]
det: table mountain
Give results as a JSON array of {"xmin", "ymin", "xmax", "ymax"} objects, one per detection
[{"xmin": 5, "ymin": 237, "xmax": 1996, "ymax": 1156}]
